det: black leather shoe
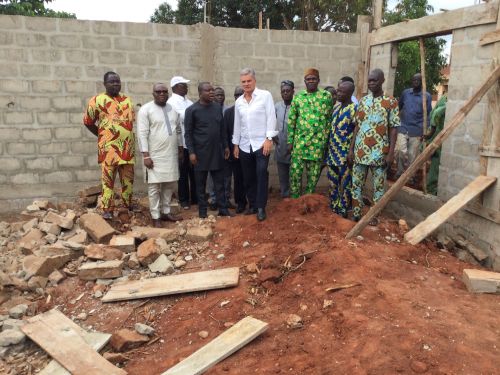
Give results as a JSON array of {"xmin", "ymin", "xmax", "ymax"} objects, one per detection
[
  {"xmin": 244, "ymin": 208, "xmax": 257, "ymax": 215},
  {"xmin": 199, "ymin": 211, "xmax": 208, "ymax": 219},
  {"xmin": 236, "ymin": 205, "xmax": 246, "ymax": 214},
  {"xmin": 257, "ymin": 208, "xmax": 266, "ymax": 221},
  {"xmin": 218, "ymin": 210, "xmax": 235, "ymax": 217},
  {"xmin": 208, "ymin": 203, "xmax": 217, "ymax": 211}
]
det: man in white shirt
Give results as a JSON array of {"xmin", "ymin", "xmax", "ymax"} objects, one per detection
[
  {"xmin": 137, "ymin": 83, "xmax": 183, "ymax": 227},
  {"xmin": 233, "ymin": 68, "xmax": 277, "ymax": 221},
  {"xmin": 167, "ymin": 76, "xmax": 196, "ymax": 210}
]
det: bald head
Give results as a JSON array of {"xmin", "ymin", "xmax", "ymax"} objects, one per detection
[
  {"xmin": 411, "ymin": 73, "xmax": 422, "ymax": 90},
  {"xmin": 367, "ymin": 68, "xmax": 385, "ymax": 96},
  {"xmin": 337, "ymin": 81, "xmax": 354, "ymax": 104},
  {"xmin": 152, "ymin": 82, "xmax": 168, "ymax": 106}
]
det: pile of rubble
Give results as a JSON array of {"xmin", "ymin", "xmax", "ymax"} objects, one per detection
[{"xmin": 0, "ymin": 198, "xmax": 217, "ymax": 358}]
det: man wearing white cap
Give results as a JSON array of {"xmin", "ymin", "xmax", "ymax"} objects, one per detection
[{"xmin": 167, "ymin": 76, "xmax": 196, "ymax": 210}]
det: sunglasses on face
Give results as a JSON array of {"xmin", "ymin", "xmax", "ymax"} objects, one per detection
[{"xmin": 154, "ymin": 90, "xmax": 168, "ymax": 94}]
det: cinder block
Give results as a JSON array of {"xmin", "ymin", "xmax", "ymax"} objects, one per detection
[
  {"xmin": 52, "ymin": 97, "xmax": 82, "ymax": 110},
  {"xmin": 449, "ymin": 173, "xmax": 474, "ymax": 191},
  {"xmin": 20, "ymin": 64, "xmax": 51, "ymax": 78},
  {"xmin": 155, "ymin": 23, "xmax": 186, "ymax": 38},
  {"xmin": 71, "ymin": 141, "xmax": 96, "ymax": 154},
  {"xmin": 55, "ymin": 127, "xmax": 82, "ymax": 140},
  {"xmin": 93, "ymin": 21, "xmax": 123, "ymax": 35},
  {"xmin": 50, "ymin": 34, "xmax": 81, "ymax": 48},
  {"xmin": 242, "ymin": 29, "xmax": 269, "ymax": 43},
  {"xmin": 65, "ymin": 80, "xmax": 95, "ymax": 94},
  {"xmin": 0, "ymin": 80, "xmax": 29, "ymax": 93},
  {"xmin": 270, "ymin": 30, "xmax": 294, "ymax": 43},
  {"xmin": 18, "ymin": 97, "xmax": 51, "ymax": 110},
  {"xmin": 53, "ymin": 66, "xmax": 84, "ymax": 79},
  {"xmin": 254, "ymin": 43, "xmax": 280, "ymax": 57},
  {"xmin": 0, "ymin": 157, "xmax": 22, "ymax": 171},
  {"xmin": 26, "ymin": 16, "xmax": 57, "ymax": 31},
  {"xmin": 69, "ymin": 112, "xmax": 85, "ymax": 125},
  {"xmin": 452, "ymin": 139, "xmax": 479, "ymax": 157},
  {"xmin": 144, "ymin": 39, "xmax": 171, "ymax": 51},
  {"xmin": 280, "ymin": 45, "xmax": 305, "ymax": 58},
  {"xmin": 65, "ymin": 50, "xmax": 94, "ymax": 64},
  {"xmin": 37, "ymin": 112, "xmax": 67, "ymax": 125},
  {"xmin": 128, "ymin": 52, "xmax": 157, "ymax": 66},
  {"xmin": 32, "ymin": 50, "xmax": 62, "ymax": 63},
  {"xmin": 0, "ymin": 32, "xmax": 13, "ymax": 45},
  {"xmin": 295, "ymin": 30, "xmax": 319, "ymax": 43},
  {"xmin": 75, "ymin": 169, "xmax": 100, "ymax": 182},
  {"xmin": 22, "ymin": 128, "xmax": 51, "ymax": 141},
  {"xmin": 127, "ymin": 82, "xmax": 153, "ymax": 95},
  {"xmin": 7, "ymin": 142, "xmax": 35, "ymax": 155},
  {"xmin": 4, "ymin": 111, "xmax": 33, "ymax": 125},
  {"xmin": 38, "ymin": 142, "xmax": 69, "ymax": 154},
  {"xmin": 82, "ymin": 36, "xmax": 112, "ymax": 50},
  {"xmin": 0, "ymin": 48, "xmax": 27, "ymax": 62},
  {"xmin": 57, "ymin": 155, "xmax": 85, "ymax": 168},
  {"xmin": 0, "ymin": 128, "xmax": 20, "ymax": 140},
  {"xmin": 0, "ymin": 63, "xmax": 18, "ymax": 76},
  {"xmin": 266, "ymin": 59, "xmax": 292, "ymax": 72},
  {"xmin": 32, "ymin": 80, "xmax": 63, "ymax": 94},
  {"xmin": 0, "ymin": 15, "xmax": 23, "ymax": 30},
  {"xmin": 343, "ymin": 33, "xmax": 360, "ymax": 46},
  {"xmin": 240, "ymin": 57, "xmax": 266, "ymax": 71},
  {"xmin": 146, "ymin": 68, "xmax": 175, "ymax": 80},
  {"xmin": 97, "ymin": 51, "xmax": 127, "ymax": 64},
  {"xmin": 307, "ymin": 45, "xmax": 331, "ymax": 59},
  {"xmin": 173, "ymin": 40, "xmax": 199, "ymax": 53},
  {"xmin": 116, "ymin": 66, "xmax": 146, "ymax": 78},
  {"xmin": 216, "ymin": 27, "xmax": 242, "ymax": 41},
  {"xmin": 15, "ymin": 33, "xmax": 47, "ymax": 47},
  {"xmin": 42, "ymin": 171, "xmax": 73, "ymax": 183},
  {"xmin": 113, "ymin": 37, "xmax": 143, "ymax": 51},
  {"xmin": 125, "ymin": 22, "xmax": 153, "ymax": 36},
  {"xmin": 58, "ymin": 18, "xmax": 89, "ymax": 32},
  {"xmin": 226, "ymin": 42, "xmax": 254, "ymax": 57},
  {"xmin": 12, "ymin": 172, "xmax": 39, "ymax": 184},
  {"xmin": 332, "ymin": 46, "xmax": 358, "ymax": 59},
  {"xmin": 25, "ymin": 157, "xmax": 53, "ymax": 170}
]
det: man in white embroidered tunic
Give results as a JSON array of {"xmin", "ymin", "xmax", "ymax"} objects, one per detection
[{"xmin": 137, "ymin": 83, "xmax": 183, "ymax": 227}]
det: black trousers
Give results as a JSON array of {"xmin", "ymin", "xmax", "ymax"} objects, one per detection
[
  {"xmin": 178, "ymin": 148, "xmax": 197, "ymax": 205},
  {"xmin": 195, "ymin": 168, "xmax": 227, "ymax": 215},
  {"xmin": 239, "ymin": 147, "xmax": 269, "ymax": 209},
  {"xmin": 226, "ymin": 160, "xmax": 247, "ymax": 209}
]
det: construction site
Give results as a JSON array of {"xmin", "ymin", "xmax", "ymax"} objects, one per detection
[{"xmin": 0, "ymin": 0, "xmax": 500, "ymax": 374}]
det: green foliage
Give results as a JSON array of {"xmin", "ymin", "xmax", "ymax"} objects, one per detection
[
  {"xmin": 150, "ymin": 0, "xmax": 373, "ymax": 32},
  {"xmin": 150, "ymin": 2, "xmax": 175, "ymax": 23},
  {"xmin": 0, "ymin": 0, "xmax": 75, "ymax": 18},
  {"xmin": 385, "ymin": 0, "xmax": 446, "ymax": 97}
]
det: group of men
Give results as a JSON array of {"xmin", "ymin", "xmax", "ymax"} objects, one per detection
[{"xmin": 84, "ymin": 66, "xmax": 438, "ymax": 227}]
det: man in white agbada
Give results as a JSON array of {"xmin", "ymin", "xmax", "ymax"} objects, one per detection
[{"xmin": 137, "ymin": 83, "xmax": 183, "ymax": 227}]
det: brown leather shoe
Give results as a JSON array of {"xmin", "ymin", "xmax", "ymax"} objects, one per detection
[
  {"xmin": 152, "ymin": 219, "xmax": 163, "ymax": 228},
  {"xmin": 161, "ymin": 214, "xmax": 183, "ymax": 222}
]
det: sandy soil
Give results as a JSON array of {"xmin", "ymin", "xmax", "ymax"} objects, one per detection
[{"xmin": 15, "ymin": 194, "xmax": 500, "ymax": 374}]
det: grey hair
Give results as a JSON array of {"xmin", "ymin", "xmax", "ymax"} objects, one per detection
[{"xmin": 240, "ymin": 67, "xmax": 256, "ymax": 78}]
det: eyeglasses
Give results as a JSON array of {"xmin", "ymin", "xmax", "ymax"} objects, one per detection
[
  {"xmin": 281, "ymin": 80, "xmax": 294, "ymax": 88},
  {"xmin": 154, "ymin": 90, "xmax": 168, "ymax": 94}
]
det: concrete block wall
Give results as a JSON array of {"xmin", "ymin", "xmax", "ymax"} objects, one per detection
[{"xmin": 0, "ymin": 15, "xmax": 362, "ymax": 211}]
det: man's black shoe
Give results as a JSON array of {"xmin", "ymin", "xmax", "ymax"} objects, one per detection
[
  {"xmin": 227, "ymin": 202, "xmax": 236, "ymax": 209},
  {"xmin": 244, "ymin": 208, "xmax": 257, "ymax": 215},
  {"xmin": 218, "ymin": 210, "xmax": 235, "ymax": 217},
  {"xmin": 209, "ymin": 203, "xmax": 217, "ymax": 211},
  {"xmin": 257, "ymin": 208, "xmax": 266, "ymax": 221},
  {"xmin": 199, "ymin": 211, "xmax": 208, "ymax": 219},
  {"xmin": 236, "ymin": 205, "xmax": 246, "ymax": 214}
]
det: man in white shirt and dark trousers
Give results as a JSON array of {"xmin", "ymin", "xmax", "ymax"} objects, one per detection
[
  {"xmin": 167, "ymin": 76, "xmax": 197, "ymax": 210},
  {"xmin": 233, "ymin": 68, "xmax": 277, "ymax": 221},
  {"xmin": 137, "ymin": 83, "xmax": 183, "ymax": 227}
]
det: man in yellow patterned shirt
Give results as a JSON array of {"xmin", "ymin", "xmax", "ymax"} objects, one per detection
[{"xmin": 83, "ymin": 71, "xmax": 136, "ymax": 219}]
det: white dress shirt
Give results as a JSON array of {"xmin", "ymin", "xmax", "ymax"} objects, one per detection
[
  {"xmin": 232, "ymin": 87, "xmax": 277, "ymax": 153},
  {"xmin": 167, "ymin": 93, "xmax": 193, "ymax": 149}
]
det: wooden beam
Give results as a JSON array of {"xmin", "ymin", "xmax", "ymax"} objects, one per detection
[
  {"xmin": 419, "ymin": 38, "xmax": 428, "ymax": 194},
  {"xmin": 480, "ymin": 146, "xmax": 500, "ymax": 158},
  {"xmin": 162, "ymin": 316, "xmax": 268, "ymax": 375},
  {"xmin": 465, "ymin": 201, "xmax": 500, "ymax": 224},
  {"xmin": 370, "ymin": 1, "xmax": 499, "ymax": 46},
  {"xmin": 345, "ymin": 64, "xmax": 500, "ymax": 239},
  {"xmin": 102, "ymin": 267, "xmax": 239, "ymax": 302},
  {"xmin": 372, "ymin": 0, "xmax": 383, "ymax": 29},
  {"xmin": 404, "ymin": 176, "xmax": 496, "ymax": 244},
  {"xmin": 479, "ymin": 29, "xmax": 500, "ymax": 46},
  {"xmin": 463, "ymin": 269, "xmax": 500, "ymax": 294},
  {"xmin": 358, "ymin": 19, "xmax": 371, "ymax": 98},
  {"xmin": 22, "ymin": 309, "xmax": 125, "ymax": 375}
]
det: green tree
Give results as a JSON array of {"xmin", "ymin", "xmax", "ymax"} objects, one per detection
[
  {"xmin": 150, "ymin": 2, "xmax": 175, "ymax": 23},
  {"xmin": 0, "ymin": 0, "xmax": 75, "ymax": 18},
  {"xmin": 384, "ymin": 0, "xmax": 446, "ymax": 97}
]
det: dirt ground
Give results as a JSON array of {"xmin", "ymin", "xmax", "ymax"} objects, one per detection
[{"xmin": 8, "ymin": 193, "xmax": 500, "ymax": 374}]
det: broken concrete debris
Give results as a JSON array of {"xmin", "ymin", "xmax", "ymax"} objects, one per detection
[
  {"xmin": 78, "ymin": 260, "xmax": 124, "ymax": 280},
  {"xmin": 134, "ymin": 323, "xmax": 155, "ymax": 336},
  {"xmin": 111, "ymin": 328, "xmax": 150, "ymax": 352},
  {"xmin": 79, "ymin": 213, "xmax": 115, "ymax": 243}
]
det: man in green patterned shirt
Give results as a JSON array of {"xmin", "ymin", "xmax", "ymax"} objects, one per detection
[{"xmin": 287, "ymin": 68, "xmax": 333, "ymax": 198}]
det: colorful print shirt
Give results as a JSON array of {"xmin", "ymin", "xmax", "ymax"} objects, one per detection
[
  {"xmin": 83, "ymin": 93, "xmax": 136, "ymax": 165},
  {"xmin": 354, "ymin": 93, "xmax": 400, "ymax": 166},
  {"xmin": 327, "ymin": 102, "xmax": 358, "ymax": 167},
  {"xmin": 287, "ymin": 89, "xmax": 333, "ymax": 161}
]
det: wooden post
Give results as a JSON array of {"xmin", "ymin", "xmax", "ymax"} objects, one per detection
[
  {"xmin": 258, "ymin": 12, "xmax": 263, "ymax": 30},
  {"xmin": 373, "ymin": 0, "xmax": 383, "ymax": 29},
  {"xmin": 266, "ymin": 18, "xmax": 270, "ymax": 29},
  {"xmin": 345, "ymin": 65, "xmax": 500, "ymax": 239},
  {"xmin": 419, "ymin": 38, "xmax": 428, "ymax": 194}
]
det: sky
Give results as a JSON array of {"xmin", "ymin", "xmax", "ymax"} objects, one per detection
[{"xmin": 48, "ymin": 0, "xmax": 484, "ymax": 23}]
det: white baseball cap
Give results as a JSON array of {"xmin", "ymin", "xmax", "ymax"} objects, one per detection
[{"xmin": 170, "ymin": 76, "xmax": 190, "ymax": 88}]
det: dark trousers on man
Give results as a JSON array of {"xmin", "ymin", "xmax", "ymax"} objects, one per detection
[
  {"xmin": 226, "ymin": 160, "xmax": 247, "ymax": 210},
  {"xmin": 239, "ymin": 148, "xmax": 269, "ymax": 210},
  {"xmin": 178, "ymin": 148, "xmax": 197, "ymax": 206},
  {"xmin": 194, "ymin": 168, "xmax": 226, "ymax": 216}
]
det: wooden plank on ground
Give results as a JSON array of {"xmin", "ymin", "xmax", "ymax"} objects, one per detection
[
  {"xmin": 345, "ymin": 65, "xmax": 500, "ymax": 239},
  {"xmin": 370, "ymin": 1, "xmax": 498, "ymax": 45},
  {"xmin": 40, "ymin": 332, "xmax": 111, "ymax": 375},
  {"xmin": 404, "ymin": 176, "xmax": 496, "ymax": 244},
  {"xmin": 463, "ymin": 268, "xmax": 500, "ymax": 294},
  {"xmin": 21, "ymin": 309, "xmax": 125, "ymax": 375},
  {"xmin": 102, "ymin": 267, "xmax": 240, "ymax": 303},
  {"xmin": 162, "ymin": 316, "xmax": 268, "ymax": 375}
]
